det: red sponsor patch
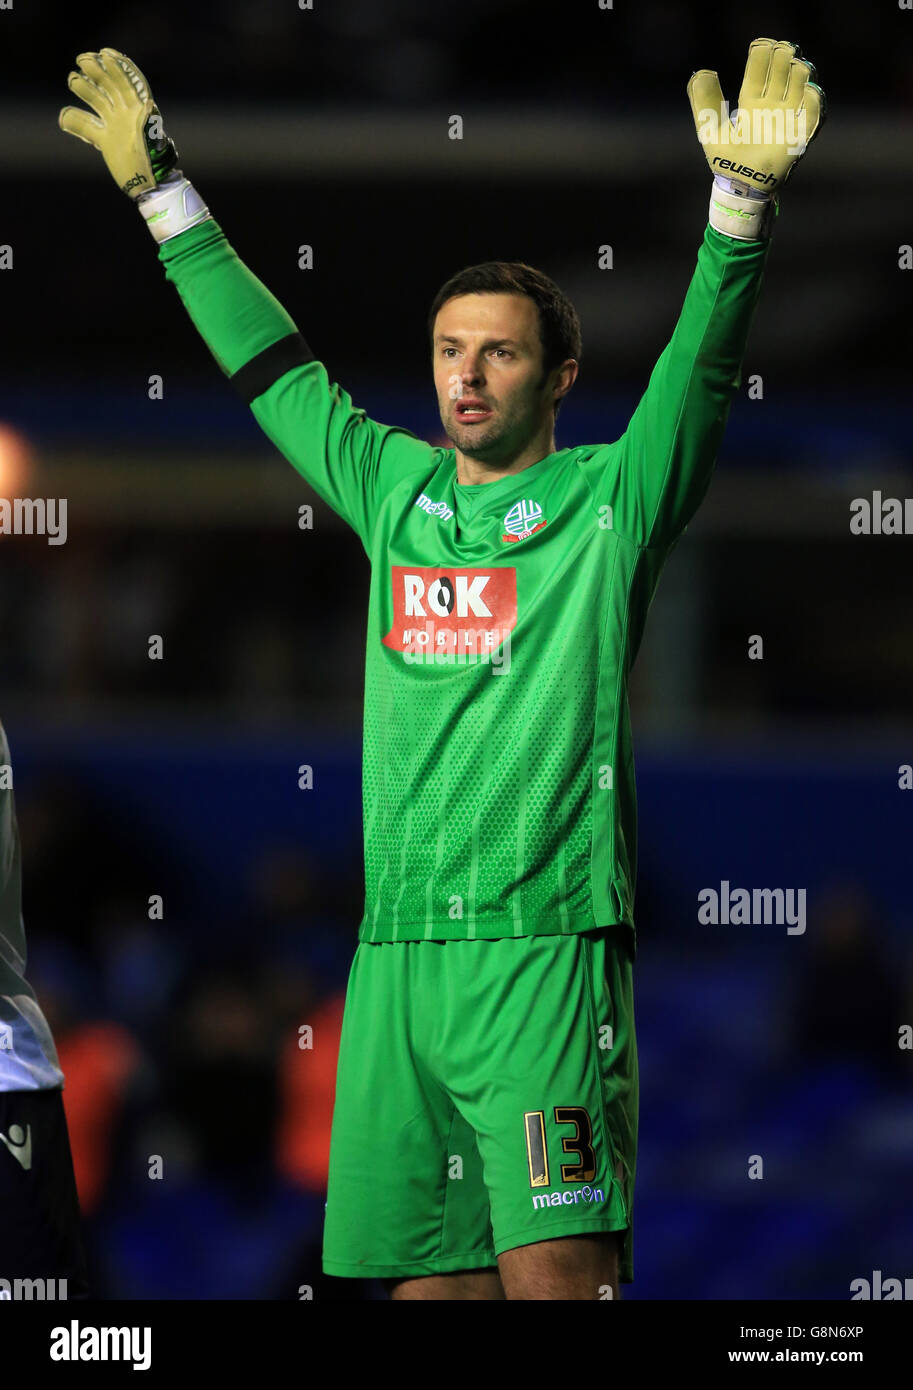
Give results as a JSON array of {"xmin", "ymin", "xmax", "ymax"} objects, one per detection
[
  {"xmin": 501, "ymin": 520, "xmax": 547, "ymax": 543},
  {"xmin": 382, "ymin": 565, "xmax": 517, "ymax": 655}
]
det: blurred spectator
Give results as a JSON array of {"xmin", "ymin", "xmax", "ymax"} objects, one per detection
[
  {"xmin": 788, "ymin": 882, "xmax": 909, "ymax": 1084},
  {"xmin": 166, "ymin": 969, "xmax": 279, "ymax": 1183},
  {"xmin": 57, "ymin": 1022, "xmax": 146, "ymax": 1219},
  {"xmin": 32, "ymin": 947, "xmax": 146, "ymax": 1217},
  {"xmin": 244, "ymin": 846, "xmax": 353, "ymax": 1190},
  {"xmin": 96, "ymin": 965, "xmax": 326, "ymax": 1297},
  {"xmin": 276, "ymin": 988, "xmax": 344, "ymax": 1194},
  {"xmin": 18, "ymin": 774, "xmax": 165, "ymax": 969}
]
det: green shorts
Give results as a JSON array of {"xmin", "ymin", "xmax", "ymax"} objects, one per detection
[{"xmin": 322, "ymin": 925, "xmax": 638, "ymax": 1286}]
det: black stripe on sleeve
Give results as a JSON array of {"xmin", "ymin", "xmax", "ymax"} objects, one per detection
[{"xmin": 230, "ymin": 332, "xmax": 316, "ymax": 405}]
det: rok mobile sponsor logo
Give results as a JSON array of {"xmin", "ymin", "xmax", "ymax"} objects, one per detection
[
  {"xmin": 383, "ymin": 565, "xmax": 516, "ymax": 668},
  {"xmin": 532, "ymin": 1184, "xmax": 606, "ymax": 1211},
  {"xmin": 502, "ymin": 499, "xmax": 547, "ymax": 543},
  {"xmin": 414, "ymin": 492, "xmax": 454, "ymax": 523}
]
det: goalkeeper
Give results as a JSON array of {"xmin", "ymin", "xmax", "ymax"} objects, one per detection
[{"xmin": 60, "ymin": 39, "xmax": 823, "ymax": 1299}]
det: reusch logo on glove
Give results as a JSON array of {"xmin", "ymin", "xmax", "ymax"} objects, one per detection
[
  {"xmin": 122, "ymin": 171, "xmax": 150, "ymax": 194},
  {"xmin": 711, "ymin": 157, "xmax": 778, "ymax": 187}
]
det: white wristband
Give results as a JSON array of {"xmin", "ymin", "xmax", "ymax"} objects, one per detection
[
  {"xmin": 708, "ymin": 174, "xmax": 777, "ymax": 242},
  {"xmin": 136, "ymin": 171, "xmax": 212, "ymax": 244}
]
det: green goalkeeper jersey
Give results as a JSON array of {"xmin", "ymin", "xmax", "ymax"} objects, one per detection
[{"xmin": 159, "ymin": 221, "xmax": 769, "ymax": 947}]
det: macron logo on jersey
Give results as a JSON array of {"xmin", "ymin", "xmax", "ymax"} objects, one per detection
[
  {"xmin": 414, "ymin": 493, "xmax": 454, "ymax": 523},
  {"xmin": 382, "ymin": 565, "xmax": 517, "ymax": 657}
]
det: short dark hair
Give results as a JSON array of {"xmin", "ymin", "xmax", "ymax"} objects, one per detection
[{"xmin": 428, "ymin": 261, "xmax": 582, "ymax": 418}]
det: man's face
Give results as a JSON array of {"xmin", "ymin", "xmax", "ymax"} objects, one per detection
[{"xmin": 432, "ymin": 293, "xmax": 555, "ymax": 461}]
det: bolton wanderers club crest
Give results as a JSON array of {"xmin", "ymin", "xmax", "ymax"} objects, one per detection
[{"xmin": 501, "ymin": 499, "xmax": 547, "ymax": 544}]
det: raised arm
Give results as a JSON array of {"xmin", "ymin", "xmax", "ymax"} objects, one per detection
[
  {"xmin": 581, "ymin": 38, "xmax": 824, "ymax": 551},
  {"xmin": 59, "ymin": 47, "xmax": 433, "ymax": 550},
  {"xmin": 600, "ymin": 225, "xmax": 769, "ymax": 549},
  {"xmin": 155, "ymin": 220, "xmax": 433, "ymax": 548}
]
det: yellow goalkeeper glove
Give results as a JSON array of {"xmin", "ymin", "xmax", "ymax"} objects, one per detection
[
  {"xmin": 59, "ymin": 47, "xmax": 211, "ymax": 243},
  {"xmin": 687, "ymin": 37, "xmax": 825, "ymax": 241}
]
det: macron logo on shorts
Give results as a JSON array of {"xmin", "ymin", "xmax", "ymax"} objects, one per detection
[
  {"xmin": 532, "ymin": 1184, "xmax": 606, "ymax": 1211},
  {"xmin": 0, "ymin": 1124, "xmax": 32, "ymax": 1171}
]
